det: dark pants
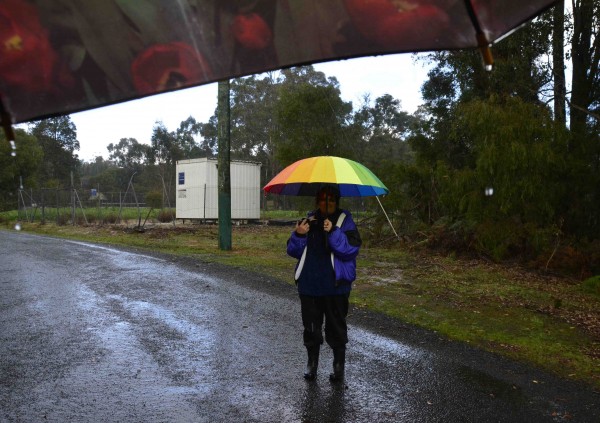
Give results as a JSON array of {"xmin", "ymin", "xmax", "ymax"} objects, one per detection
[{"xmin": 300, "ymin": 294, "xmax": 349, "ymax": 349}]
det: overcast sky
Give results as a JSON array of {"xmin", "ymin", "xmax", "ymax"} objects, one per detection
[{"xmin": 69, "ymin": 52, "xmax": 432, "ymax": 161}]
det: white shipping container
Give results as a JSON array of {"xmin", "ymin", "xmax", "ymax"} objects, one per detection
[{"xmin": 176, "ymin": 158, "xmax": 261, "ymax": 220}]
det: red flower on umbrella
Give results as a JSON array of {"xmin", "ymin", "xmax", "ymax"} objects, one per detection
[
  {"xmin": 0, "ymin": 0, "xmax": 65, "ymax": 93},
  {"xmin": 344, "ymin": 0, "xmax": 450, "ymax": 49},
  {"xmin": 131, "ymin": 42, "xmax": 214, "ymax": 95},
  {"xmin": 231, "ymin": 13, "xmax": 273, "ymax": 50}
]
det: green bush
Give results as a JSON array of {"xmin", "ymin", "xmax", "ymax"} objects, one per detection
[
  {"xmin": 145, "ymin": 191, "xmax": 163, "ymax": 210},
  {"xmin": 103, "ymin": 212, "xmax": 119, "ymax": 224},
  {"xmin": 157, "ymin": 209, "xmax": 175, "ymax": 223},
  {"xmin": 474, "ymin": 220, "xmax": 523, "ymax": 261},
  {"xmin": 75, "ymin": 213, "xmax": 88, "ymax": 225},
  {"xmin": 581, "ymin": 276, "xmax": 600, "ymax": 296},
  {"xmin": 56, "ymin": 213, "xmax": 69, "ymax": 226}
]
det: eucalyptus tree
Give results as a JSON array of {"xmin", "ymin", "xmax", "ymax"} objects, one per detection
[
  {"xmin": 198, "ymin": 115, "xmax": 218, "ymax": 158},
  {"xmin": 274, "ymin": 68, "xmax": 355, "ymax": 166},
  {"xmin": 148, "ymin": 121, "xmax": 182, "ymax": 201},
  {"xmin": 0, "ymin": 128, "xmax": 43, "ymax": 210},
  {"xmin": 415, "ymin": 12, "xmax": 552, "ymax": 169},
  {"xmin": 279, "ymin": 66, "xmax": 334, "ymax": 87},
  {"xmin": 107, "ymin": 137, "xmax": 150, "ymax": 170},
  {"xmin": 392, "ymin": 8, "xmax": 583, "ymax": 259},
  {"xmin": 552, "ymin": 0, "xmax": 567, "ymax": 126},
  {"xmin": 149, "ymin": 122, "xmax": 179, "ymax": 168},
  {"xmin": 569, "ymin": 0, "xmax": 599, "ymax": 140},
  {"xmin": 78, "ymin": 156, "xmax": 123, "ymax": 194},
  {"xmin": 441, "ymin": 96, "xmax": 567, "ymax": 258},
  {"xmin": 29, "ymin": 115, "xmax": 80, "ymax": 187},
  {"xmin": 352, "ymin": 94, "xmax": 414, "ymax": 171},
  {"xmin": 229, "ymin": 73, "xmax": 279, "ymax": 181},
  {"xmin": 175, "ymin": 116, "xmax": 204, "ymax": 158},
  {"xmin": 562, "ymin": 0, "xmax": 600, "ymax": 237},
  {"xmin": 221, "ymin": 66, "xmax": 352, "ymax": 183},
  {"xmin": 104, "ymin": 137, "xmax": 152, "ymax": 192}
]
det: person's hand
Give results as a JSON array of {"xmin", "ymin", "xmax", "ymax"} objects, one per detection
[
  {"xmin": 296, "ymin": 218, "xmax": 310, "ymax": 235},
  {"xmin": 323, "ymin": 218, "xmax": 333, "ymax": 233}
]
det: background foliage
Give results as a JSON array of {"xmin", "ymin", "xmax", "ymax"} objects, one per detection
[{"xmin": 1, "ymin": 2, "xmax": 598, "ymax": 277}]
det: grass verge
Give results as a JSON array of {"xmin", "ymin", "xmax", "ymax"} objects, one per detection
[{"xmin": 2, "ymin": 219, "xmax": 599, "ymax": 391}]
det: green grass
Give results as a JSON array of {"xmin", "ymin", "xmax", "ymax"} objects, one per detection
[
  {"xmin": 6, "ymin": 205, "xmax": 158, "ymax": 225},
  {"xmin": 1, "ymin": 215, "xmax": 599, "ymax": 391}
]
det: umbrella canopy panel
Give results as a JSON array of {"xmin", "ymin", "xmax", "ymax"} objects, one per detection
[
  {"xmin": 263, "ymin": 156, "xmax": 389, "ymax": 197},
  {"xmin": 0, "ymin": 0, "xmax": 558, "ymax": 125}
]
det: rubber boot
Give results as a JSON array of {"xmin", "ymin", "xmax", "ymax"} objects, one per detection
[
  {"xmin": 329, "ymin": 347, "xmax": 345, "ymax": 383},
  {"xmin": 303, "ymin": 346, "xmax": 320, "ymax": 380}
]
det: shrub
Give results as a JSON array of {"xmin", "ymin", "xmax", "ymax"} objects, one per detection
[
  {"xmin": 103, "ymin": 212, "xmax": 119, "ymax": 224},
  {"xmin": 145, "ymin": 191, "xmax": 163, "ymax": 210},
  {"xmin": 581, "ymin": 276, "xmax": 600, "ymax": 297},
  {"xmin": 56, "ymin": 213, "xmax": 69, "ymax": 226},
  {"xmin": 157, "ymin": 209, "xmax": 175, "ymax": 223}
]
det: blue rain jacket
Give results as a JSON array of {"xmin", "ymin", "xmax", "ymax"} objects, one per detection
[{"xmin": 287, "ymin": 209, "xmax": 361, "ymax": 296}]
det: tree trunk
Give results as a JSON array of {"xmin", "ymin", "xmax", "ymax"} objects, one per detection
[
  {"xmin": 552, "ymin": 1, "xmax": 566, "ymax": 126},
  {"xmin": 569, "ymin": 0, "xmax": 594, "ymax": 145}
]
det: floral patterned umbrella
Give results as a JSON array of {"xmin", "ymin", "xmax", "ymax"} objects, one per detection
[{"xmin": 1, "ymin": 0, "xmax": 558, "ymax": 127}]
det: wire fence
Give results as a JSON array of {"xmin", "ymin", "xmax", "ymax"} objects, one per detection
[
  {"xmin": 16, "ymin": 187, "xmax": 153, "ymax": 225},
  {"xmin": 261, "ymin": 193, "xmax": 374, "ymax": 215},
  {"xmin": 15, "ymin": 186, "xmax": 379, "ymax": 226}
]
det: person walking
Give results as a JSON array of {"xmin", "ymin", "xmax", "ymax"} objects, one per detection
[{"xmin": 286, "ymin": 185, "xmax": 362, "ymax": 382}]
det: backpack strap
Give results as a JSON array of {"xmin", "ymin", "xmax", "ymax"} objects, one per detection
[
  {"xmin": 335, "ymin": 212, "xmax": 346, "ymax": 228},
  {"xmin": 330, "ymin": 212, "xmax": 347, "ymax": 270},
  {"xmin": 295, "ymin": 246, "xmax": 307, "ymax": 281}
]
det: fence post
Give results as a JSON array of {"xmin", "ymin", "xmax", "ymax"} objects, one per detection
[
  {"xmin": 97, "ymin": 184, "xmax": 101, "ymax": 224},
  {"xmin": 71, "ymin": 171, "xmax": 75, "ymax": 226},
  {"xmin": 217, "ymin": 79, "xmax": 232, "ymax": 250},
  {"xmin": 55, "ymin": 189, "xmax": 59, "ymax": 224},
  {"xmin": 41, "ymin": 189, "xmax": 45, "ymax": 224},
  {"xmin": 16, "ymin": 187, "xmax": 20, "ymax": 222}
]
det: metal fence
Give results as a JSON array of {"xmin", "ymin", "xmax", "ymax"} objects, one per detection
[
  {"xmin": 16, "ymin": 186, "xmax": 376, "ymax": 225},
  {"xmin": 16, "ymin": 187, "xmax": 151, "ymax": 224}
]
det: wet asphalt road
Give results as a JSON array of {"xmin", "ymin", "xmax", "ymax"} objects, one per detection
[{"xmin": 0, "ymin": 230, "xmax": 599, "ymax": 423}]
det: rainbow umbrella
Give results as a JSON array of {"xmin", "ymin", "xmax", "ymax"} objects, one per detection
[{"xmin": 263, "ymin": 156, "xmax": 389, "ymax": 197}]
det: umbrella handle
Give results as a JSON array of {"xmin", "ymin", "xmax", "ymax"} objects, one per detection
[{"xmin": 325, "ymin": 191, "xmax": 329, "ymax": 249}]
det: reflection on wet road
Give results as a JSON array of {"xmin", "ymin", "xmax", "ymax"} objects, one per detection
[{"xmin": 1, "ymin": 231, "xmax": 598, "ymax": 422}]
